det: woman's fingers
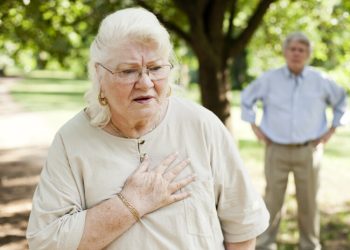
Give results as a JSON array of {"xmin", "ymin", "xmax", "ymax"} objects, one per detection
[
  {"xmin": 163, "ymin": 159, "xmax": 190, "ymax": 181},
  {"xmin": 170, "ymin": 191, "xmax": 191, "ymax": 203},
  {"xmin": 155, "ymin": 152, "xmax": 178, "ymax": 174},
  {"xmin": 169, "ymin": 174, "xmax": 196, "ymax": 193},
  {"xmin": 124, "ymin": 154, "xmax": 195, "ymax": 215}
]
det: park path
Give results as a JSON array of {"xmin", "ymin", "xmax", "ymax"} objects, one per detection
[
  {"xmin": 0, "ymin": 77, "xmax": 79, "ymax": 250},
  {"xmin": 0, "ymin": 77, "xmax": 56, "ymax": 148},
  {"xmin": 0, "ymin": 77, "xmax": 53, "ymax": 250}
]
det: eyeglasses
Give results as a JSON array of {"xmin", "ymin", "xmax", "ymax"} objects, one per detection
[{"xmin": 96, "ymin": 62, "xmax": 173, "ymax": 84}]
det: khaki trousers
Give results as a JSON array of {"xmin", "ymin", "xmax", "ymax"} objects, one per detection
[{"xmin": 257, "ymin": 143, "xmax": 323, "ymax": 250}]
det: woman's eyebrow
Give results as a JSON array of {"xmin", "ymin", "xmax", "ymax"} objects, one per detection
[
  {"xmin": 117, "ymin": 59, "xmax": 164, "ymax": 68},
  {"xmin": 116, "ymin": 63, "xmax": 140, "ymax": 69}
]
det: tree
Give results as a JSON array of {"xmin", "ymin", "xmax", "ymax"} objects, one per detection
[
  {"xmin": 133, "ymin": 0, "xmax": 277, "ymax": 129},
  {"xmin": 0, "ymin": 0, "xmax": 120, "ymax": 75},
  {"xmin": 1, "ymin": 0, "xmax": 277, "ymax": 127}
]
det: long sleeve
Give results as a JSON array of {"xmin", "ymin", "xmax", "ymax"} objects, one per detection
[
  {"xmin": 241, "ymin": 78, "xmax": 265, "ymax": 124},
  {"xmin": 324, "ymin": 78, "xmax": 347, "ymax": 127},
  {"xmin": 26, "ymin": 133, "xmax": 86, "ymax": 250},
  {"xmin": 209, "ymin": 116, "xmax": 269, "ymax": 242}
]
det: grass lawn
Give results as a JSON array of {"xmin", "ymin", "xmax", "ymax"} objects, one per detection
[
  {"xmin": 10, "ymin": 77, "xmax": 90, "ymax": 112},
  {"xmin": 9, "ymin": 77, "xmax": 350, "ymax": 249}
]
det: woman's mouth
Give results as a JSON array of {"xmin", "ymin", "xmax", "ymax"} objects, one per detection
[{"xmin": 133, "ymin": 96, "xmax": 154, "ymax": 104}]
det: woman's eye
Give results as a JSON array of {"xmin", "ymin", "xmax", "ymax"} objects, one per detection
[
  {"xmin": 149, "ymin": 66, "xmax": 162, "ymax": 72},
  {"xmin": 122, "ymin": 69, "xmax": 138, "ymax": 74}
]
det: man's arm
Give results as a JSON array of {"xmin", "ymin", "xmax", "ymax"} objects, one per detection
[
  {"xmin": 251, "ymin": 123, "xmax": 271, "ymax": 144},
  {"xmin": 241, "ymin": 78, "xmax": 265, "ymax": 124},
  {"xmin": 313, "ymin": 126, "xmax": 336, "ymax": 146},
  {"xmin": 225, "ymin": 238, "xmax": 256, "ymax": 250},
  {"xmin": 325, "ymin": 78, "xmax": 347, "ymax": 128}
]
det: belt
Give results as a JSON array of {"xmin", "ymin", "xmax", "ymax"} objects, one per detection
[{"xmin": 273, "ymin": 141, "xmax": 310, "ymax": 147}]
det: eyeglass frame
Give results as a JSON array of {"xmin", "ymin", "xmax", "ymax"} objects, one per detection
[{"xmin": 95, "ymin": 62, "xmax": 173, "ymax": 84}]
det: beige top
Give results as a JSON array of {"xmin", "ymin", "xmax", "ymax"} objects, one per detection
[{"xmin": 27, "ymin": 96, "xmax": 269, "ymax": 250}]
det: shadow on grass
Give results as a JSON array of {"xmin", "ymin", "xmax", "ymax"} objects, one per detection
[
  {"xmin": 321, "ymin": 209, "xmax": 350, "ymax": 250},
  {"xmin": 276, "ymin": 199, "xmax": 350, "ymax": 250},
  {"xmin": 0, "ymin": 146, "xmax": 47, "ymax": 249}
]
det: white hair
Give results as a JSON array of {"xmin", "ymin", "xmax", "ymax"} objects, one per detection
[
  {"xmin": 282, "ymin": 32, "xmax": 312, "ymax": 53},
  {"xmin": 85, "ymin": 7, "xmax": 174, "ymax": 127}
]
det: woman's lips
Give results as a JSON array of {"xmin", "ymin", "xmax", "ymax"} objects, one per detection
[{"xmin": 133, "ymin": 96, "xmax": 154, "ymax": 104}]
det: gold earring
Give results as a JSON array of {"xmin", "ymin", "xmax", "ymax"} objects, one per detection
[
  {"xmin": 167, "ymin": 86, "xmax": 172, "ymax": 97},
  {"xmin": 98, "ymin": 91, "xmax": 108, "ymax": 106}
]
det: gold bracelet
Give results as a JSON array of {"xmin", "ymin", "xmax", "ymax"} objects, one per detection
[{"xmin": 116, "ymin": 193, "xmax": 141, "ymax": 222}]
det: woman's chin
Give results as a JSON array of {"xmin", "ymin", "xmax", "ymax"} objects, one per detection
[{"xmin": 131, "ymin": 106, "xmax": 160, "ymax": 119}]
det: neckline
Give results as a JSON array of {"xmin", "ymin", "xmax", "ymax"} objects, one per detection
[
  {"xmin": 284, "ymin": 65, "xmax": 307, "ymax": 78},
  {"xmin": 109, "ymin": 116, "xmax": 158, "ymax": 139}
]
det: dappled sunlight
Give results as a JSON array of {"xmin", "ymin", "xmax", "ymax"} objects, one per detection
[
  {"xmin": 0, "ymin": 145, "xmax": 45, "ymax": 249},
  {"xmin": 0, "ymin": 240, "xmax": 28, "ymax": 250},
  {"xmin": 0, "ymin": 77, "xmax": 77, "ymax": 249},
  {"xmin": 1, "ymin": 175, "xmax": 39, "ymax": 189},
  {"xmin": 0, "ymin": 112, "xmax": 57, "ymax": 149},
  {"xmin": 0, "ymin": 206, "xmax": 30, "ymax": 249},
  {"xmin": 0, "ymin": 199, "xmax": 32, "ymax": 216}
]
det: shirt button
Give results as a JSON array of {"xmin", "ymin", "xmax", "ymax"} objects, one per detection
[{"xmin": 140, "ymin": 153, "xmax": 147, "ymax": 162}]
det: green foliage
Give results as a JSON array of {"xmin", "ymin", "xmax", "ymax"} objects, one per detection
[
  {"xmin": 1, "ymin": 0, "xmax": 350, "ymax": 93},
  {"xmin": 0, "ymin": 0, "xmax": 125, "ymax": 74}
]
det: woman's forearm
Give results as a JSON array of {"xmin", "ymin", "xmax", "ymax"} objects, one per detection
[{"xmin": 78, "ymin": 196, "xmax": 139, "ymax": 250}]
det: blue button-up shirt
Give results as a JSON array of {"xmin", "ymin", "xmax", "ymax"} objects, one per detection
[{"xmin": 241, "ymin": 66, "xmax": 347, "ymax": 144}]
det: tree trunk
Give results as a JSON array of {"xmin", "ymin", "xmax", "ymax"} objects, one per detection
[
  {"xmin": 198, "ymin": 60, "xmax": 233, "ymax": 131},
  {"xmin": 0, "ymin": 67, "xmax": 5, "ymax": 77},
  {"xmin": 231, "ymin": 49, "xmax": 249, "ymax": 90},
  {"xmin": 37, "ymin": 58, "xmax": 47, "ymax": 70}
]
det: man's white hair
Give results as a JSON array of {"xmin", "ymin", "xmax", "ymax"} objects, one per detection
[
  {"xmin": 282, "ymin": 32, "xmax": 312, "ymax": 53},
  {"xmin": 85, "ymin": 7, "xmax": 174, "ymax": 127}
]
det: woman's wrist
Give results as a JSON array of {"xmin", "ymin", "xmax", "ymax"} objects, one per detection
[{"xmin": 116, "ymin": 192, "xmax": 141, "ymax": 222}]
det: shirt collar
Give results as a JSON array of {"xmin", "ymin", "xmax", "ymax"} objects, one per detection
[{"xmin": 283, "ymin": 65, "xmax": 307, "ymax": 79}]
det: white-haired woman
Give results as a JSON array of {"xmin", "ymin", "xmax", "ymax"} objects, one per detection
[{"xmin": 27, "ymin": 7, "xmax": 269, "ymax": 250}]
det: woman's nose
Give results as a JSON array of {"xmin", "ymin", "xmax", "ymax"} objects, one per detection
[{"xmin": 135, "ymin": 70, "xmax": 154, "ymax": 88}]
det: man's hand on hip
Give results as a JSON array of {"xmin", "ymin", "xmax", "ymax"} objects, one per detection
[{"xmin": 251, "ymin": 124, "xmax": 271, "ymax": 145}]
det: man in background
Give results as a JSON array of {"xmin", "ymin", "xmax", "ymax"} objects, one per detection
[{"xmin": 241, "ymin": 32, "xmax": 347, "ymax": 250}]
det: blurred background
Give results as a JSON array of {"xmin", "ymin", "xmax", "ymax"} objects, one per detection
[{"xmin": 0, "ymin": 0, "xmax": 349, "ymax": 249}]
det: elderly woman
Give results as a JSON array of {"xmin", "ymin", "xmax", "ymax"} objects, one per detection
[{"xmin": 27, "ymin": 7, "xmax": 269, "ymax": 250}]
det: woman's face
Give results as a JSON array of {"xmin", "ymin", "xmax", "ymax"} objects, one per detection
[{"xmin": 98, "ymin": 42, "xmax": 170, "ymax": 122}]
